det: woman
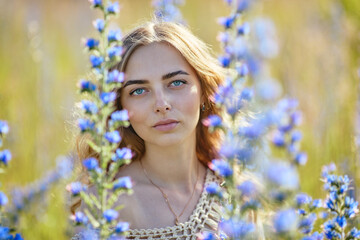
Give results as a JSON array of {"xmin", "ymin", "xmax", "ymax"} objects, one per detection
[{"xmin": 73, "ymin": 20, "xmax": 226, "ymax": 239}]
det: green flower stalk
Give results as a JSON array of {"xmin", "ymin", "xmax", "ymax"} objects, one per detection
[{"xmin": 68, "ymin": 1, "xmax": 132, "ymax": 239}]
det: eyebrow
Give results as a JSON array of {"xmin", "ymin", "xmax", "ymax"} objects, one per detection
[{"xmin": 122, "ymin": 70, "xmax": 189, "ymax": 88}]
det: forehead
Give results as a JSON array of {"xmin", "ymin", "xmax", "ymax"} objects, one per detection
[{"xmin": 124, "ymin": 42, "xmax": 196, "ymax": 78}]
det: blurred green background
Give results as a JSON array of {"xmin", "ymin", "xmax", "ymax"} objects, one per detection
[{"xmin": 0, "ymin": 0, "xmax": 359, "ymax": 238}]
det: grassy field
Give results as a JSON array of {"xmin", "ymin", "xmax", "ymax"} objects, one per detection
[{"xmin": 0, "ymin": 0, "xmax": 359, "ymax": 238}]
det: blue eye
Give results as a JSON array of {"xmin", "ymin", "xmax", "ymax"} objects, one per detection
[
  {"xmin": 130, "ymin": 88, "xmax": 145, "ymax": 96},
  {"xmin": 171, "ymin": 80, "xmax": 186, "ymax": 87}
]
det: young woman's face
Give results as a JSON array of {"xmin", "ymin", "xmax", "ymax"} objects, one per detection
[{"xmin": 121, "ymin": 42, "xmax": 202, "ymax": 147}]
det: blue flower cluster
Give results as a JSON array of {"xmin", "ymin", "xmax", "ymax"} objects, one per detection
[
  {"xmin": 0, "ymin": 121, "xmax": 24, "ymax": 239},
  {"xmin": 321, "ymin": 165, "xmax": 359, "ymax": 240},
  {"xmin": 69, "ymin": 1, "xmax": 133, "ymax": 239},
  {"xmin": 271, "ymin": 99, "xmax": 307, "ymax": 165},
  {"xmin": 0, "ymin": 121, "xmax": 11, "ymax": 167},
  {"xmin": 6, "ymin": 156, "xmax": 73, "ymax": 231}
]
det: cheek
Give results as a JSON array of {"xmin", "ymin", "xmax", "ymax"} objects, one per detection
[
  {"xmin": 121, "ymin": 97, "xmax": 148, "ymax": 129},
  {"xmin": 177, "ymin": 86, "xmax": 201, "ymax": 118}
]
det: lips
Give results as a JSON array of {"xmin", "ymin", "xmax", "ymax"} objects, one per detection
[{"xmin": 153, "ymin": 119, "xmax": 179, "ymax": 131}]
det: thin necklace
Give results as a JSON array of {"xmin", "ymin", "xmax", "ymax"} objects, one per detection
[{"xmin": 139, "ymin": 159, "xmax": 199, "ymax": 226}]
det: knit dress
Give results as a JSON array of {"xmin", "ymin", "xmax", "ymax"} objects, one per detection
[{"xmin": 71, "ymin": 168, "xmax": 223, "ymax": 240}]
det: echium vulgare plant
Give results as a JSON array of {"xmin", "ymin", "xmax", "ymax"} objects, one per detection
[
  {"xmin": 152, "ymin": 0, "xmax": 185, "ymax": 23},
  {"xmin": 290, "ymin": 164, "xmax": 359, "ymax": 240},
  {"xmin": 6, "ymin": 155, "xmax": 73, "ymax": 231},
  {"xmin": 0, "ymin": 120, "xmax": 23, "ymax": 240},
  {"xmin": 67, "ymin": 1, "xmax": 133, "ymax": 239},
  {"xmin": 198, "ymin": 0, "xmax": 313, "ymax": 239}
]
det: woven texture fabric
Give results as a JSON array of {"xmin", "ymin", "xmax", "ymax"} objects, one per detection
[
  {"xmin": 126, "ymin": 168, "xmax": 222, "ymax": 240},
  {"xmin": 71, "ymin": 168, "xmax": 222, "ymax": 240}
]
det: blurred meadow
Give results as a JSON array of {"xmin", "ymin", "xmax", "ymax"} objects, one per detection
[{"xmin": 0, "ymin": 0, "xmax": 359, "ymax": 238}]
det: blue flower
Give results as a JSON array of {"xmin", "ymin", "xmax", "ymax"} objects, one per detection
[
  {"xmin": 348, "ymin": 228, "xmax": 360, "ymax": 238},
  {"xmin": 240, "ymin": 87, "xmax": 253, "ymax": 101},
  {"xmin": 13, "ymin": 233, "xmax": 24, "ymax": 240},
  {"xmin": 219, "ymin": 219, "xmax": 255, "ymax": 238},
  {"xmin": 73, "ymin": 211, "xmax": 88, "ymax": 225},
  {"xmin": 236, "ymin": 0, "xmax": 250, "ymax": 12},
  {"xmin": 291, "ymin": 111, "xmax": 302, "ymax": 126},
  {"xmin": 0, "ymin": 226, "xmax": 12, "ymax": 239},
  {"xmin": 295, "ymin": 193, "xmax": 311, "ymax": 207},
  {"xmin": 111, "ymin": 110, "xmax": 129, "ymax": 122},
  {"xmin": 197, "ymin": 232, "xmax": 217, "ymax": 240},
  {"xmin": 112, "ymin": 148, "xmax": 132, "ymax": 161},
  {"xmin": 344, "ymin": 196, "xmax": 358, "ymax": 218},
  {"xmin": 218, "ymin": 55, "xmax": 231, "ymax": 67},
  {"xmin": 0, "ymin": 149, "xmax": 11, "ymax": 165},
  {"xmin": 107, "ymin": 70, "xmax": 124, "ymax": 83},
  {"xmin": 93, "ymin": 19, "xmax": 105, "ymax": 33},
  {"xmin": 82, "ymin": 158, "xmax": 99, "ymax": 171},
  {"xmin": 202, "ymin": 115, "xmax": 222, "ymax": 127},
  {"xmin": 66, "ymin": 182, "xmax": 86, "ymax": 196},
  {"xmin": 217, "ymin": 32, "xmax": 230, "ymax": 44},
  {"xmin": 103, "ymin": 209, "xmax": 118, "ymax": 222},
  {"xmin": 0, "ymin": 120, "xmax": 9, "ymax": 135},
  {"xmin": 106, "ymin": 1, "xmax": 120, "ymax": 14},
  {"xmin": 90, "ymin": 0, "xmax": 102, "ymax": 7},
  {"xmin": 78, "ymin": 79, "xmax": 96, "ymax": 92},
  {"xmin": 89, "ymin": 55, "xmax": 104, "ymax": 68},
  {"xmin": 100, "ymin": 92, "xmax": 116, "ymax": 105},
  {"xmin": 335, "ymin": 216, "xmax": 346, "ymax": 228},
  {"xmin": 321, "ymin": 163, "xmax": 336, "ymax": 177},
  {"xmin": 77, "ymin": 228, "xmax": 99, "ymax": 240},
  {"xmin": 298, "ymin": 213, "xmax": 317, "ymax": 234},
  {"xmin": 273, "ymin": 209, "xmax": 298, "ymax": 233},
  {"xmin": 272, "ymin": 131, "xmax": 285, "ymax": 147},
  {"xmin": 78, "ymin": 119, "xmax": 95, "ymax": 132},
  {"xmin": 107, "ymin": 46, "xmax": 122, "ymax": 59},
  {"xmin": 266, "ymin": 162, "xmax": 299, "ymax": 190},
  {"xmin": 81, "ymin": 100, "xmax": 98, "ymax": 115},
  {"xmin": 218, "ymin": 16, "xmax": 236, "ymax": 29},
  {"xmin": 205, "ymin": 182, "xmax": 222, "ymax": 198},
  {"xmin": 209, "ymin": 159, "xmax": 233, "ymax": 178},
  {"xmin": 107, "ymin": 29, "xmax": 122, "ymax": 42},
  {"xmin": 113, "ymin": 176, "xmax": 132, "ymax": 190},
  {"xmin": 115, "ymin": 222, "xmax": 130, "ymax": 233},
  {"xmin": 238, "ymin": 118, "xmax": 266, "ymax": 139},
  {"xmin": 311, "ymin": 199, "xmax": 322, "ymax": 209},
  {"xmin": 237, "ymin": 22, "xmax": 250, "ymax": 35},
  {"xmin": 291, "ymin": 130, "xmax": 302, "ymax": 142},
  {"xmin": 324, "ymin": 219, "xmax": 342, "ymax": 239},
  {"xmin": 295, "ymin": 152, "xmax": 307, "ymax": 165},
  {"xmin": 237, "ymin": 180, "xmax": 257, "ymax": 198},
  {"xmin": 105, "ymin": 130, "xmax": 121, "ymax": 143},
  {"xmin": 56, "ymin": 155, "xmax": 73, "ymax": 179},
  {"xmin": 0, "ymin": 192, "xmax": 8, "ymax": 206},
  {"xmin": 85, "ymin": 38, "xmax": 99, "ymax": 50}
]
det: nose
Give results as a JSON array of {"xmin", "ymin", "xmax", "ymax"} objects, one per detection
[{"xmin": 154, "ymin": 91, "xmax": 171, "ymax": 114}]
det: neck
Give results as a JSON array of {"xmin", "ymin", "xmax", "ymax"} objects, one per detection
[{"xmin": 138, "ymin": 137, "xmax": 203, "ymax": 191}]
